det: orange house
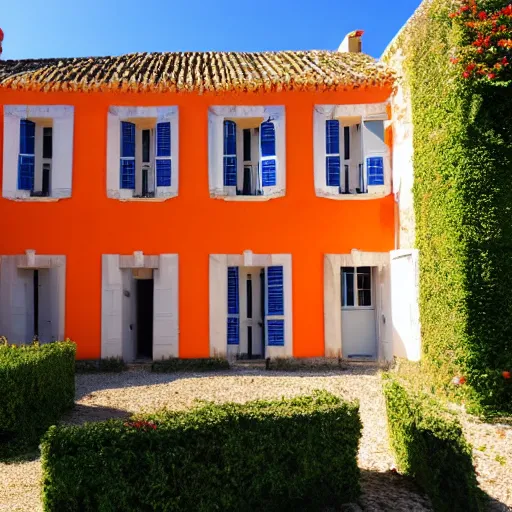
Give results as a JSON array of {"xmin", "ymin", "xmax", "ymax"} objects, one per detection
[{"xmin": 0, "ymin": 32, "xmax": 401, "ymax": 362}]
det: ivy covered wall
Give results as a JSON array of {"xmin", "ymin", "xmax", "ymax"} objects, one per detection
[{"xmin": 385, "ymin": 0, "xmax": 512, "ymax": 412}]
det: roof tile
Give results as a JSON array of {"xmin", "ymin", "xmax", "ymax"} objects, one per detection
[{"xmin": 0, "ymin": 51, "xmax": 394, "ymax": 93}]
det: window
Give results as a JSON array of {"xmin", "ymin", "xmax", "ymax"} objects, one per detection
[
  {"xmin": 208, "ymin": 106, "xmax": 285, "ymax": 200},
  {"xmin": 119, "ymin": 120, "xmax": 171, "ymax": 197},
  {"xmin": 314, "ymin": 104, "xmax": 390, "ymax": 200},
  {"xmin": 221, "ymin": 119, "xmax": 276, "ymax": 196},
  {"xmin": 342, "ymin": 267, "xmax": 373, "ymax": 308},
  {"xmin": 3, "ymin": 105, "xmax": 73, "ymax": 200},
  {"xmin": 107, "ymin": 106, "xmax": 178, "ymax": 201}
]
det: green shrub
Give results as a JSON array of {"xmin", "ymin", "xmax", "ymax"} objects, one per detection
[
  {"xmin": 151, "ymin": 357, "xmax": 230, "ymax": 372},
  {"xmin": 41, "ymin": 391, "xmax": 362, "ymax": 512},
  {"xmin": 0, "ymin": 340, "xmax": 76, "ymax": 452},
  {"xmin": 75, "ymin": 357, "xmax": 127, "ymax": 373},
  {"xmin": 383, "ymin": 377, "xmax": 483, "ymax": 511},
  {"xmin": 266, "ymin": 357, "xmax": 346, "ymax": 372}
]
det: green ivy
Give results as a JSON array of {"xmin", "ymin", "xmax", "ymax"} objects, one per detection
[
  {"xmin": 0, "ymin": 340, "xmax": 76, "ymax": 456},
  {"xmin": 41, "ymin": 391, "xmax": 362, "ymax": 512},
  {"xmin": 385, "ymin": 0, "xmax": 512, "ymax": 412},
  {"xmin": 383, "ymin": 377, "xmax": 483, "ymax": 511}
]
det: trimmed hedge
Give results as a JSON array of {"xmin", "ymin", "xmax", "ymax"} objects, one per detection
[
  {"xmin": 75, "ymin": 357, "xmax": 127, "ymax": 373},
  {"xmin": 383, "ymin": 0, "xmax": 512, "ymax": 413},
  {"xmin": 151, "ymin": 357, "xmax": 230, "ymax": 372},
  {"xmin": 41, "ymin": 391, "xmax": 362, "ymax": 512},
  {"xmin": 0, "ymin": 340, "xmax": 76, "ymax": 449},
  {"xmin": 384, "ymin": 377, "xmax": 483, "ymax": 511}
]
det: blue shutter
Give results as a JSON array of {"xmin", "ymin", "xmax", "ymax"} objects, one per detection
[
  {"xmin": 156, "ymin": 122, "xmax": 172, "ymax": 187},
  {"xmin": 120, "ymin": 121, "xmax": 135, "ymax": 189},
  {"xmin": 326, "ymin": 120, "xmax": 341, "ymax": 187},
  {"xmin": 121, "ymin": 122, "xmax": 135, "ymax": 158},
  {"xmin": 227, "ymin": 267, "xmax": 239, "ymax": 345},
  {"xmin": 367, "ymin": 156, "xmax": 384, "ymax": 186},
  {"xmin": 18, "ymin": 120, "xmax": 36, "ymax": 191},
  {"xmin": 223, "ymin": 120, "xmax": 237, "ymax": 187},
  {"xmin": 267, "ymin": 320, "xmax": 285, "ymax": 347},
  {"xmin": 266, "ymin": 266, "xmax": 284, "ymax": 347},
  {"xmin": 260, "ymin": 121, "xmax": 276, "ymax": 187},
  {"xmin": 267, "ymin": 266, "xmax": 284, "ymax": 315}
]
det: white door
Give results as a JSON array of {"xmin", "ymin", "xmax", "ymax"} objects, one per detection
[
  {"xmin": 341, "ymin": 266, "xmax": 377, "ymax": 359},
  {"xmin": 391, "ymin": 250, "xmax": 421, "ymax": 361},
  {"xmin": 239, "ymin": 267, "xmax": 264, "ymax": 358}
]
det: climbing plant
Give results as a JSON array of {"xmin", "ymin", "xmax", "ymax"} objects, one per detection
[{"xmin": 385, "ymin": 0, "xmax": 512, "ymax": 413}]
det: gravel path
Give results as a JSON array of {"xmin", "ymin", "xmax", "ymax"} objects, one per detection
[{"xmin": 3, "ymin": 366, "xmax": 506, "ymax": 511}]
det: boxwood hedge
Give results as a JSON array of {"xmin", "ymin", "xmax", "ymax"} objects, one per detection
[
  {"xmin": 384, "ymin": 377, "xmax": 483, "ymax": 511},
  {"xmin": 0, "ymin": 340, "xmax": 76, "ymax": 451},
  {"xmin": 384, "ymin": 0, "xmax": 512, "ymax": 412},
  {"xmin": 41, "ymin": 391, "xmax": 362, "ymax": 512}
]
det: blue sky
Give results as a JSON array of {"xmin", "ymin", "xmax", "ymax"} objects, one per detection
[{"xmin": 1, "ymin": 0, "xmax": 420, "ymax": 60}]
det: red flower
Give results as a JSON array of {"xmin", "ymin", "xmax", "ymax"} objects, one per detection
[
  {"xmin": 450, "ymin": 57, "xmax": 460, "ymax": 64},
  {"xmin": 477, "ymin": 47, "xmax": 484, "ymax": 53},
  {"xmin": 487, "ymin": 73, "xmax": 496, "ymax": 79},
  {"xmin": 478, "ymin": 11, "xmax": 487, "ymax": 20},
  {"xmin": 503, "ymin": 371, "xmax": 511, "ymax": 379},
  {"xmin": 462, "ymin": 71, "xmax": 471, "ymax": 78},
  {"xmin": 461, "ymin": 5, "xmax": 470, "ymax": 12},
  {"xmin": 466, "ymin": 63, "xmax": 476, "ymax": 71}
]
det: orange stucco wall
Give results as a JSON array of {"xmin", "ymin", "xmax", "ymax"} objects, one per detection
[{"xmin": 0, "ymin": 87, "xmax": 394, "ymax": 359}]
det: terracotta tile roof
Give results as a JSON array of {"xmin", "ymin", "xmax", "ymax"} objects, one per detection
[{"xmin": 0, "ymin": 51, "xmax": 394, "ymax": 93}]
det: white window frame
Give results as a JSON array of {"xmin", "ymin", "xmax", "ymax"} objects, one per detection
[
  {"xmin": 208, "ymin": 106, "xmax": 286, "ymax": 201},
  {"xmin": 341, "ymin": 266, "xmax": 374, "ymax": 310},
  {"xmin": 107, "ymin": 106, "xmax": 178, "ymax": 201},
  {"xmin": 3, "ymin": 105, "xmax": 74, "ymax": 201},
  {"xmin": 314, "ymin": 103, "xmax": 391, "ymax": 200}
]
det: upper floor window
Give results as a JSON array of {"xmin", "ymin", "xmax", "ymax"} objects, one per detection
[
  {"xmin": 314, "ymin": 103, "xmax": 390, "ymax": 200},
  {"xmin": 2, "ymin": 106, "xmax": 74, "ymax": 201},
  {"xmin": 208, "ymin": 106, "xmax": 286, "ymax": 201},
  {"xmin": 107, "ymin": 106, "xmax": 178, "ymax": 201}
]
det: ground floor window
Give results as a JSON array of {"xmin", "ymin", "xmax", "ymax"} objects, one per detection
[{"xmin": 342, "ymin": 266, "xmax": 373, "ymax": 308}]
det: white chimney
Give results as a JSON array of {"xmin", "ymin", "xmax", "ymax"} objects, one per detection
[{"xmin": 338, "ymin": 30, "xmax": 364, "ymax": 53}]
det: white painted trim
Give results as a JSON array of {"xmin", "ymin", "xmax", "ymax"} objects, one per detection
[
  {"xmin": 0, "ymin": 254, "xmax": 66, "ymax": 343},
  {"xmin": 209, "ymin": 253, "xmax": 292, "ymax": 358},
  {"xmin": 101, "ymin": 253, "xmax": 179, "ymax": 360},
  {"xmin": 324, "ymin": 252, "xmax": 392, "ymax": 361},
  {"xmin": 209, "ymin": 254, "xmax": 228, "ymax": 357},
  {"xmin": 3, "ymin": 105, "xmax": 74, "ymax": 201},
  {"xmin": 153, "ymin": 254, "xmax": 179, "ymax": 359},
  {"xmin": 106, "ymin": 106, "xmax": 179, "ymax": 201},
  {"xmin": 208, "ymin": 106, "xmax": 286, "ymax": 200}
]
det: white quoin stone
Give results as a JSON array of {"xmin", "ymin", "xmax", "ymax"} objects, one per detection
[
  {"xmin": 351, "ymin": 249, "xmax": 364, "ymax": 268},
  {"xmin": 134, "ymin": 251, "xmax": 144, "ymax": 268},
  {"xmin": 26, "ymin": 249, "xmax": 36, "ymax": 267},
  {"xmin": 243, "ymin": 250, "xmax": 253, "ymax": 267},
  {"xmin": 338, "ymin": 31, "xmax": 364, "ymax": 53}
]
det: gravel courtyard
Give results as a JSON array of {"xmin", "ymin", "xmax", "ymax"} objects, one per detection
[{"xmin": 1, "ymin": 365, "xmax": 510, "ymax": 511}]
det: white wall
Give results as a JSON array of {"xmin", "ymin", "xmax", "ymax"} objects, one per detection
[{"xmin": 387, "ymin": 49, "xmax": 416, "ymax": 249}]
